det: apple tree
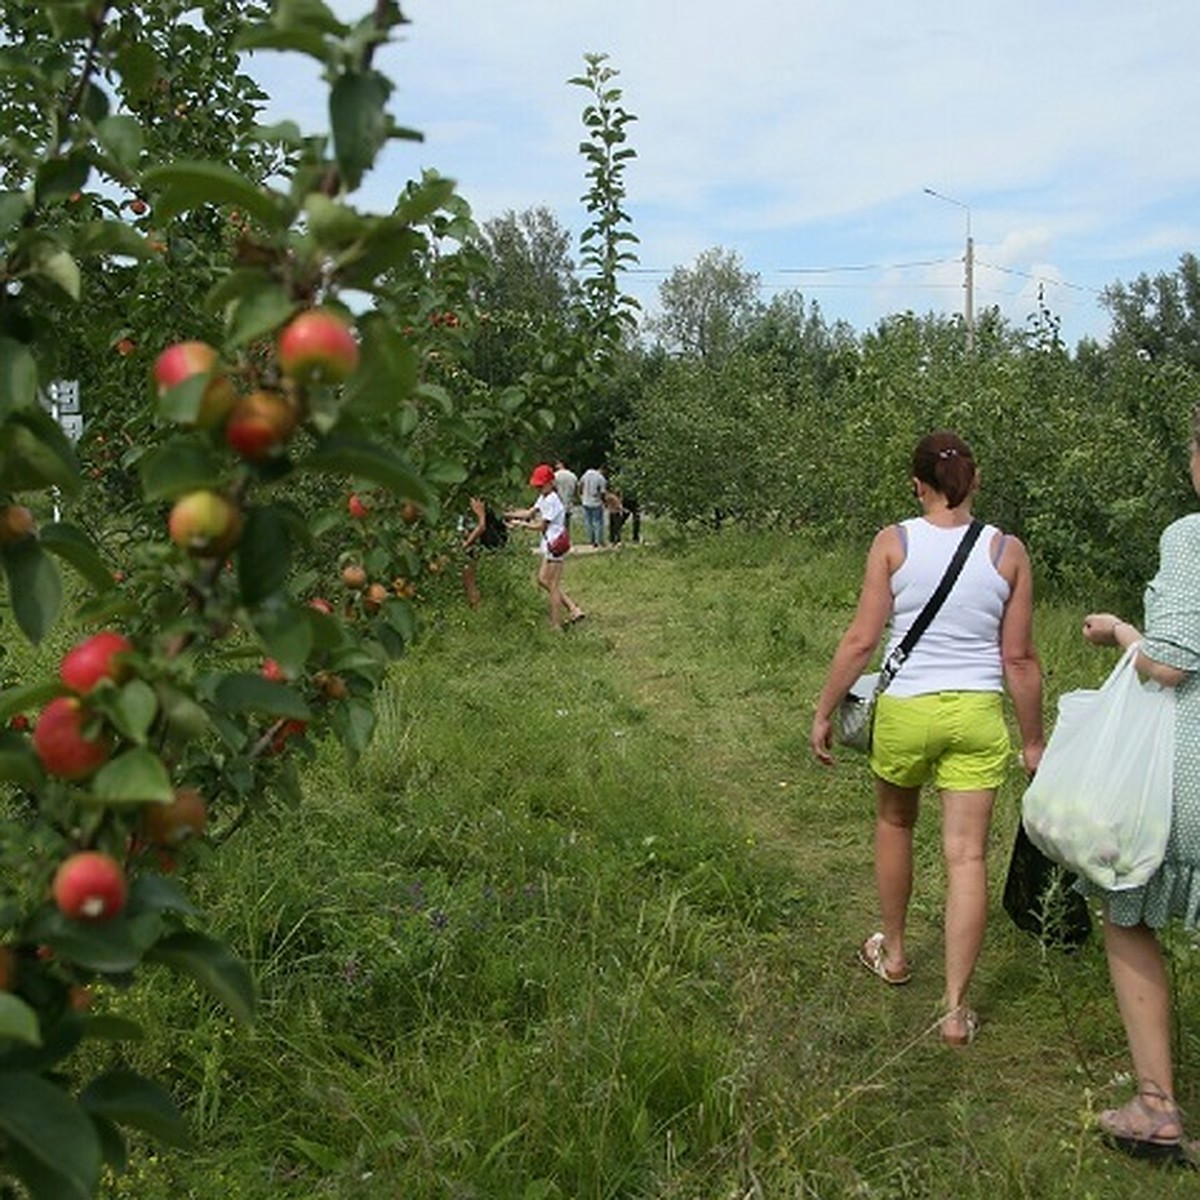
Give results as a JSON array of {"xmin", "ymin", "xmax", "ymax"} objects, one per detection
[{"xmin": 0, "ymin": 2, "xmax": 576, "ymax": 1195}]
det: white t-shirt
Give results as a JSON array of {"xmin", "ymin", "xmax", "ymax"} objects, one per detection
[
  {"xmin": 883, "ymin": 518, "xmax": 1010, "ymax": 696},
  {"xmin": 535, "ymin": 490, "xmax": 566, "ymax": 556},
  {"xmin": 579, "ymin": 468, "xmax": 607, "ymax": 507},
  {"xmin": 554, "ymin": 468, "xmax": 578, "ymax": 507}
]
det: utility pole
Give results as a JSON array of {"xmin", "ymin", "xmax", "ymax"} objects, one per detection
[{"xmin": 924, "ymin": 187, "xmax": 974, "ymax": 352}]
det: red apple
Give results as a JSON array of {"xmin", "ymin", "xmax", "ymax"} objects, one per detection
[
  {"xmin": 261, "ymin": 658, "xmax": 286, "ymax": 681},
  {"xmin": 308, "ymin": 597, "xmax": 334, "ymax": 614},
  {"xmin": 115, "ymin": 337, "xmax": 136, "ymax": 356},
  {"xmin": 348, "ymin": 493, "xmax": 369, "ymax": 520},
  {"xmin": 52, "ymin": 851, "xmax": 127, "ymax": 921},
  {"xmin": 33, "ymin": 697, "xmax": 113, "ymax": 780},
  {"xmin": 141, "ymin": 787, "xmax": 208, "ymax": 847},
  {"xmin": 60, "ymin": 631, "xmax": 134, "ymax": 694},
  {"xmin": 8, "ymin": 714, "xmax": 29, "ymax": 732},
  {"xmin": 0, "ymin": 505, "xmax": 36, "ymax": 543},
  {"xmin": 225, "ymin": 389, "xmax": 297, "ymax": 461},
  {"xmin": 129, "ymin": 198, "xmax": 148, "ymax": 215},
  {"xmin": 341, "ymin": 563, "xmax": 367, "ymax": 590},
  {"xmin": 168, "ymin": 490, "xmax": 243, "ymax": 557},
  {"xmin": 277, "ymin": 310, "xmax": 359, "ymax": 383},
  {"xmin": 153, "ymin": 340, "xmax": 237, "ymax": 429},
  {"xmin": 363, "ymin": 582, "xmax": 388, "ymax": 613}
]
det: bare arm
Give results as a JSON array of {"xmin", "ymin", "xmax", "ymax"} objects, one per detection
[
  {"xmin": 810, "ymin": 527, "xmax": 901, "ymax": 765},
  {"xmin": 997, "ymin": 535, "xmax": 1045, "ymax": 773},
  {"xmin": 1083, "ymin": 613, "xmax": 1189, "ymax": 687}
]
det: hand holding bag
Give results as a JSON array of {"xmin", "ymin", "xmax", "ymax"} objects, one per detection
[
  {"xmin": 1022, "ymin": 644, "xmax": 1175, "ymax": 891},
  {"xmin": 835, "ymin": 520, "xmax": 984, "ymax": 753}
]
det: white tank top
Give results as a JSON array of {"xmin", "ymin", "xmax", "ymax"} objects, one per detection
[{"xmin": 883, "ymin": 518, "xmax": 1010, "ymax": 697}]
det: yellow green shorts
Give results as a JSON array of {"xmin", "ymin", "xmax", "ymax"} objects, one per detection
[{"xmin": 870, "ymin": 691, "xmax": 1010, "ymax": 791}]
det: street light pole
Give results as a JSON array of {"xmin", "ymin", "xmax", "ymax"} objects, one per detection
[{"xmin": 924, "ymin": 187, "xmax": 974, "ymax": 351}]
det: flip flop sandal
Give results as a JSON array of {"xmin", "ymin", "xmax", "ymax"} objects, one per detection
[
  {"xmin": 939, "ymin": 1006, "xmax": 980, "ymax": 1047},
  {"xmin": 857, "ymin": 932, "xmax": 911, "ymax": 985},
  {"xmin": 1099, "ymin": 1094, "xmax": 1189, "ymax": 1164}
]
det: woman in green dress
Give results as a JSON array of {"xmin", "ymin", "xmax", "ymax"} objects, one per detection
[{"xmin": 1081, "ymin": 407, "xmax": 1200, "ymax": 1164}]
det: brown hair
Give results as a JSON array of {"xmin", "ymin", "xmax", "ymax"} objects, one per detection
[{"xmin": 911, "ymin": 430, "xmax": 977, "ymax": 508}]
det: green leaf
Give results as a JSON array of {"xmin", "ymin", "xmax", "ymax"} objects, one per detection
[
  {"xmin": 113, "ymin": 41, "xmax": 160, "ymax": 103},
  {"xmin": 0, "ymin": 335, "xmax": 39, "ymax": 414},
  {"xmin": 424, "ymin": 457, "xmax": 468, "ymax": 486},
  {"xmin": 342, "ymin": 318, "xmax": 419, "ymax": 416},
  {"xmin": 35, "ymin": 153, "xmax": 90, "ymax": 206},
  {"xmin": 224, "ymin": 278, "xmax": 294, "ymax": 348},
  {"xmin": 154, "ymin": 375, "xmax": 210, "ymax": 429},
  {"xmin": 276, "ymin": 0, "xmax": 349, "ymax": 36},
  {"xmin": 0, "ymin": 410, "xmax": 81, "ymax": 492},
  {"xmin": 30, "ymin": 242, "xmax": 81, "ymax": 300},
  {"xmin": 107, "ymin": 680, "xmax": 159, "ymax": 745},
  {"xmin": 0, "ymin": 189, "xmax": 30, "ymax": 239},
  {"xmin": 73, "ymin": 218, "xmax": 157, "ymax": 261},
  {"xmin": 253, "ymin": 604, "xmax": 314, "ymax": 677},
  {"xmin": 130, "ymin": 874, "xmax": 198, "ymax": 917},
  {"xmin": 303, "ymin": 434, "xmax": 430, "ymax": 502},
  {"xmin": 330, "ymin": 69, "xmax": 391, "ymax": 191},
  {"xmin": 95, "ymin": 116, "xmax": 144, "ymax": 171},
  {"xmin": 0, "ymin": 680, "xmax": 62, "ymax": 723},
  {"xmin": 213, "ymin": 674, "xmax": 311, "ymax": 721},
  {"xmin": 92, "ymin": 748, "xmax": 174, "ymax": 807},
  {"xmin": 26, "ymin": 910, "xmax": 163, "ymax": 974},
  {"xmin": 143, "ymin": 161, "xmax": 285, "ymax": 229},
  {"xmin": 2, "ymin": 539, "xmax": 63, "ymax": 644},
  {"xmin": 0, "ymin": 993, "xmax": 42, "ymax": 1046},
  {"xmin": 0, "ymin": 729, "xmax": 43, "ymax": 789},
  {"xmin": 39, "ymin": 521, "xmax": 116, "ymax": 591},
  {"xmin": 237, "ymin": 505, "xmax": 292, "ymax": 605},
  {"xmin": 80, "ymin": 1069, "xmax": 191, "ymax": 1149},
  {"xmin": 0, "ymin": 1072, "xmax": 102, "ymax": 1200},
  {"xmin": 81, "ymin": 1014, "xmax": 144, "ymax": 1042},
  {"xmin": 233, "ymin": 25, "xmax": 332, "ymax": 63},
  {"xmin": 138, "ymin": 438, "xmax": 225, "ymax": 500},
  {"xmin": 146, "ymin": 931, "xmax": 255, "ymax": 1024}
]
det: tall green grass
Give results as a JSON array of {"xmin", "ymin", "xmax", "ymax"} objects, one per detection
[{"xmin": 92, "ymin": 531, "xmax": 1199, "ymax": 1198}]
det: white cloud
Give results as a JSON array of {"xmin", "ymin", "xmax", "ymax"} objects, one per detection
[{"xmin": 242, "ymin": 0, "xmax": 1200, "ymax": 345}]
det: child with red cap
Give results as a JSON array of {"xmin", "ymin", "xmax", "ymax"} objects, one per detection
[{"xmin": 506, "ymin": 463, "xmax": 585, "ymax": 630}]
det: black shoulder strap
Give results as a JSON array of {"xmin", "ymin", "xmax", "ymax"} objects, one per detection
[{"xmin": 881, "ymin": 518, "xmax": 985, "ymax": 686}]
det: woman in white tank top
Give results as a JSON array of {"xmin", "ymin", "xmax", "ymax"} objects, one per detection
[{"xmin": 810, "ymin": 431, "xmax": 1045, "ymax": 1046}]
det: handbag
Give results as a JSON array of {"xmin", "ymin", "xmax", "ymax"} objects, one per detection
[
  {"xmin": 1002, "ymin": 822, "xmax": 1092, "ymax": 948},
  {"xmin": 546, "ymin": 528, "xmax": 570, "ymax": 557},
  {"xmin": 1022, "ymin": 644, "xmax": 1175, "ymax": 890},
  {"xmin": 836, "ymin": 519, "xmax": 984, "ymax": 753}
]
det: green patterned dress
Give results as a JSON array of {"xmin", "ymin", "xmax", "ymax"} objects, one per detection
[{"xmin": 1105, "ymin": 512, "xmax": 1200, "ymax": 929}]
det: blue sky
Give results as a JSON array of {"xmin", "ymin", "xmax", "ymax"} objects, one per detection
[{"xmin": 248, "ymin": 1, "xmax": 1200, "ymax": 349}]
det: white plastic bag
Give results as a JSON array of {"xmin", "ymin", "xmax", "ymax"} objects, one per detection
[{"xmin": 1022, "ymin": 644, "xmax": 1175, "ymax": 891}]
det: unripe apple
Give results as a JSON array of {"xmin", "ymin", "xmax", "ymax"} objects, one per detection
[
  {"xmin": 141, "ymin": 787, "xmax": 208, "ymax": 847},
  {"xmin": 341, "ymin": 563, "xmax": 367, "ymax": 590},
  {"xmin": 33, "ymin": 697, "xmax": 113, "ymax": 780},
  {"xmin": 153, "ymin": 340, "xmax": 237, "ymax": 429},
  {"xmin": 0, "ymin": 505, "xmax": 36, "ymax": 543},
  {"xmin": 60, "ymin": 631, "xmax": 134, "ymax": 694},
  {"xmin": 168, "ymin": 490, "xmax": 243, "ymax": 557},
  {"xmin": 348, "ymin": 493, "xmax": 368, "ymax": 520},
  {"xmin": 364, "ymin": 582, "xmax": 388, "ymax": 612},
  {"xmin": 52, "ymin": 851, "xmax": 127, "ymax": 921},
  {"xmin": 277, "ymin": 310, "xmax": 359, "ymax": 383},
  {"xmin": 225, "ymin": 389, "xmax": 297, "ymax": 462}
]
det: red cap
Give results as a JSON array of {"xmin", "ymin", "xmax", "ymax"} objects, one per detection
[{"xmin": 528, "ymin": 464, "xmax": 555, "ymax": 487}]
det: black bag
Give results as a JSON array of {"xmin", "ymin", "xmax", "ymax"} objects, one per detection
[
  {"xmin": 480, "ymin": 506, "xmax": 508, "ymax": 549},
  {"xmin": 1002, "ymin": 822, "xmax": 1092, "ymax": 949}
]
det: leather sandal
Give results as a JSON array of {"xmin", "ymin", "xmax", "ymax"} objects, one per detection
[
  {"xmin": 1098, "ymin": 1091, "xmax": 1188, "ymax": 1164},
  {"xmin": 856, "ymin": 932, "xmax": 910, "ymax": 985},
  {"xmin": 939, "ymin": 1005, "xmax": 979, "ymax": 1047}
]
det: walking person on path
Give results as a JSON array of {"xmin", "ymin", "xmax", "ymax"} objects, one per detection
[
  {"xmin": 579, "ymin": 463, "xmax": 607, "ymax": 548},
  {"xmin": 810, "ymin": 431, "xmax": 1045, "ymax": 1046},
  {"xmin": 554, "ymin": 460, "xmax": 578, "ymax": 532},
  {"xmin": 1073, "ymin": 405, "xmax": 1200, "ymax": 1165},
  {"xmin": 506, "ymin": 463, "xmax": 585, "ymax": 630}
]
